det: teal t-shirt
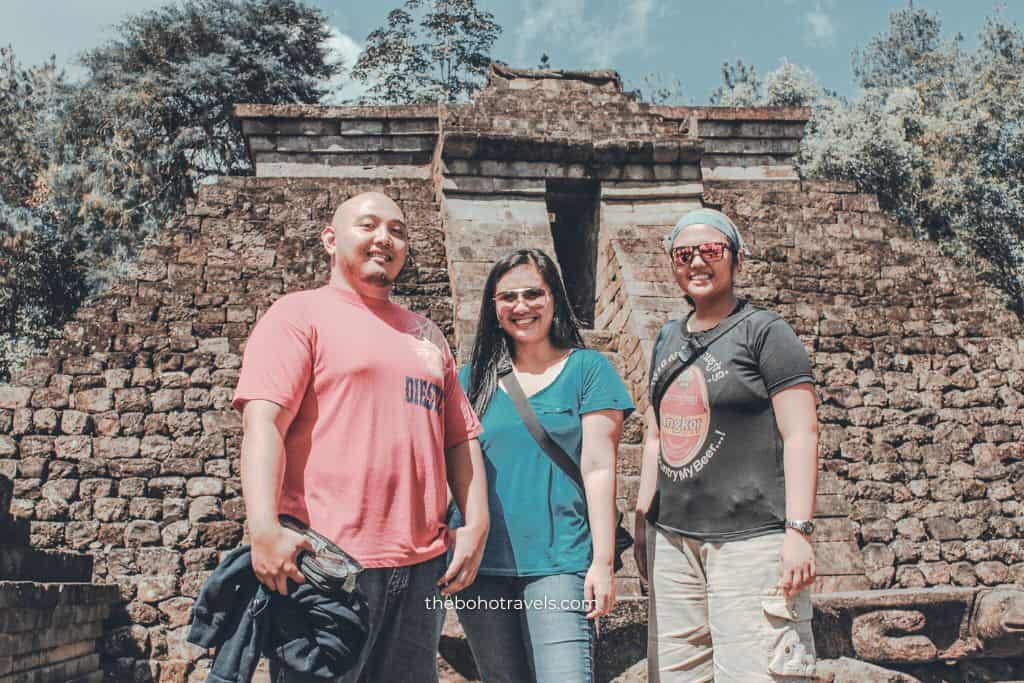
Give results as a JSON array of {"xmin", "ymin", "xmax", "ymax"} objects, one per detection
[{"xmin": 452, "ymin": 349, "xmax": 634, "ymax": 576}]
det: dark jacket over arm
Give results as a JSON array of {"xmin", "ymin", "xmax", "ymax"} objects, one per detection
[{"xmin": 187, "ymin": 545, "xmax": 367, "ymax": 683}]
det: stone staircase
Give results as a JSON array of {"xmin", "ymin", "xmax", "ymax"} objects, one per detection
[{"xmin": 0, "ymin": 474, "xmax": 119, "ymax": 683}]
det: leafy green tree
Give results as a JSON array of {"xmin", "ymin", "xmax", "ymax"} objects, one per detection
[
  {"xmin": 764, "ymin": 59, "xmax": 821, "ymax": 107},
  {"xmin": 851, "ymin": 7, "xmax": 958, "ymax": 92},
  {"xmin": 0, "ymin": 48, "xmax": 68, "ymax": 206},
  {"xmin": 709, "ymin": 59, "xmax": 761, "ymax": 106},
  {"xmin": 0, "ymin": 0, "xmax": 341, "ymax": 379},
  {"xmin": 351, "ymin": 0, "xmax": 500, "ymax": 104},
  {"xmin": 0, "ymin": 203, "xmax": 86, "ymax": 378},
  {"xmin": 351, "ymin": 7, "xmax": 432, "ymax": 104},
  {"xmin": 633, "ymin": 72, "xmax": 687, "ymax": 105},
  {"xmin": 801, "ymin": 8, "xmax": 1024, "ymax": 313}
]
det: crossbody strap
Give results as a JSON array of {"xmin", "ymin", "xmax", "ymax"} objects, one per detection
[
  {"xmin": 501, "ymin": 368, "xmax": 586, "ymax": 494},
  {"xmin": 650, "ymin": 306, "xmax": 757, "ymax": 424}
]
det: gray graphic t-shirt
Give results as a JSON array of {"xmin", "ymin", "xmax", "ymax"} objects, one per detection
[{"xmin": 647, "ymin": 301, "xmax": 814, "ymax": 541}]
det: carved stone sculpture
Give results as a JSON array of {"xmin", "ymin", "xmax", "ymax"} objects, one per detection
[
  {"xmin": 813, "ymin": 586, "xmax": 1024, "ymax": 663},
  {"xmin": 850, "ymin": 610, "xmax": 937, "ymax": 662},
  {"xmin": 972, "ymin": 588, "xmax": 1024, "ymax": 658}
]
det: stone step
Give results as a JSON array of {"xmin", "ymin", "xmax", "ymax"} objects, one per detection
[
  {"xmin": 582, "ymin": 329, "xmax": 616, "ymax": 352},
  {"xmin": 618, "ymin": 444, "xmax": 643, "ymax": 477},
  {"xmin": 0, "ymin": 475, "xmax": 11, "ymax": 522},
  {"xmin": 0, "ymin": 546, "xmax": 93, "ymax": 583},
  {"xmin": 0, "ymin": 518, "xmax": 30, "ymax": 546}
]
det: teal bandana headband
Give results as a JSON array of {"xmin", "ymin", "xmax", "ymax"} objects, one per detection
[{"xmin": 663, "ymin": 208, "xmax": 745, "ymax": 255}]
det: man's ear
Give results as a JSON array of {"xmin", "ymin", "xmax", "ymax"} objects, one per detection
[
  {"xmin": 321, "ymin": 225, "xmax": 336, "ymax": 253},
  {"xmin": 321, "ymin": 225, "xmax": 337, "ymax": 266}
]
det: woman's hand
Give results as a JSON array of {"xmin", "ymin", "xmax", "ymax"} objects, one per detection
[
  {"xmin": 584, "ymin": 561, "xmax": 616, "ymax": 619},
  {"xmin": 779, "ymin": 529, "xmax": 816, "ymax": 596}
]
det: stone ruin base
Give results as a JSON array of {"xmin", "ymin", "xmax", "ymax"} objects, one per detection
[
  {"xmin": 435, "ymin": 587, "xmax": 1024, "ymax": 682},
  {"xmin": 0, "ymin": 475, "xmax": 118, "ymax": 683}
]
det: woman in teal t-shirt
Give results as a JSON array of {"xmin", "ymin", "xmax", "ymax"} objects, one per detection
[{"xmin": 451, "ymin": 248, "xmax": 634, "ymax": 683}]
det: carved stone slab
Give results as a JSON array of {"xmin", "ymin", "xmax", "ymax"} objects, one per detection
[{"xmin": 813, "ymin": 587, "xmax": 1024, "ymax": 663}]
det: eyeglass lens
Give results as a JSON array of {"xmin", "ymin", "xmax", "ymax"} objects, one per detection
[{"xmin": 495, "ymin": 287, "xmax": 548, "ymax": 305}]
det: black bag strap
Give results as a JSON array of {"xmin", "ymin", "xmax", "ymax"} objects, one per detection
[
  {"xmin": 650, "ymin": 305, "xmax": 757, "ymax": 424},
  {"xmin": 501, "ymin": 367, "xmax": 586, "ymax": 494}
]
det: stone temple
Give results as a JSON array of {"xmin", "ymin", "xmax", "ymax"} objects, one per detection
[{"xmin": 1, "ymin": 65, "xmax": 1022, "ymax": 682}]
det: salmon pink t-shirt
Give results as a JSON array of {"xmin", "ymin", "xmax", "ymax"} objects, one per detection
[{"xmin": 232, "ymin": 285, "xmax": 481, "ymax": 568}]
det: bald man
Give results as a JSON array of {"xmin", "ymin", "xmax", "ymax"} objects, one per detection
[{"xmin": 232, "ymin": 192, "xmax": 489, "ymax": 682}]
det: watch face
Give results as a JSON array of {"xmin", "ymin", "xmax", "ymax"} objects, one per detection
[{"xmin": 789, "ymin": 520, "xmax": 814, "ymax": 534}]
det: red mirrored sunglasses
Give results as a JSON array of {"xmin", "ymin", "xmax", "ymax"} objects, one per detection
[{"xmin": 670, "ymin": 242, "xmax": 731, "ymax": 267}]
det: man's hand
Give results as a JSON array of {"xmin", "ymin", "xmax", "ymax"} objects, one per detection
[
  {"xmin": 584, "ymin": 561, "xmax": 615, "ymax": 619},
  {"xmin": 439, "ymin": 523, "xmax": 486, "ymax": 596},
  {"xmin": 779, "ymin": 529, "xmax": 816, "ymax": 596},
  {"xmin": 250, "ymin": 522, "xmax": 314, "ymax": 596}
]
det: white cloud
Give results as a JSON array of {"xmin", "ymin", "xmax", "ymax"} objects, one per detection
[
  {"xmin": 321, "ymin": 26, "xmax": 373, "ymax": 104},
  {"xmin": 515, "ymin": 0, "xmax": 659, "ymax": 70},
  {"xmin": 804, "ymin": 4, "xmax": 836, "ymax": 47}
]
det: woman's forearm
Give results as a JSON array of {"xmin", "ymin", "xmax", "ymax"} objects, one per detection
[
  {"xmin": 635, "ymin": 406, "xmax": 660, "ymax": 515},
  {"xmin": 782, "ymin": 431, "xmax": 818, "ymax": 521},
  {"xmin": 583, "ymin": 463, "xmax": 616, "ymax": 567},
  {"xmin": 581, "ymin": 409, "xmax": 624, "ymax": 568}
]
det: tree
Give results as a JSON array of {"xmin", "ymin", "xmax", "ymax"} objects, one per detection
[
  {"xmin": 764, "ymin": 59, "xmax": 821, "ymax": 107},
  {"xmin": 709, "ymin": 59, "xmax": 761, "ymax": 106},
  {"xmin": 0, "ymin": 48, "xmax": 68, "ymax": 206},
  {"xmin": 0, "ymin": 0, "xmax": 341, "ymax": 380},
  {"xmin": 633, "ymin": 72, "xmax": 687, "ymax": 105},
  {"xmin": 801, "ymin": 8, "xmax": 1024, "ymax": 314},
  {"xmin": 851, "ymin": 7, "xmax": 957, "ymax": 92},
  {"xmin": 351, "ymin": 0, "xmax": 500, "ymax": 104},
  {"xmin": 704, "ymin": 58, "xmax": 821, "ymax": 108},
  {"xmin": 79, "ymin": 0, "xmax": 339, "ymax": 179}
]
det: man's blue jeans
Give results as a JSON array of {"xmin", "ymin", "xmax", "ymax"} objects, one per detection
[
  {"xmin": 454, "ymin": 572, "xmax": 594, "ymax": 683},
  {"xmin": 270, "ymin": 553, "xmax": 446, "ymax": 683}
]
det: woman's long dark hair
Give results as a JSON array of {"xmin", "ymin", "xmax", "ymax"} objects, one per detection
[{"xmin": 467, "ymin": 248, "xmax": 585, "ymax": 418}]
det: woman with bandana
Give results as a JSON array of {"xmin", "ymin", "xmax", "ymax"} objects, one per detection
[{"xmin": 634, "ymin": 208, "xmax": 819, "ymax": 682}]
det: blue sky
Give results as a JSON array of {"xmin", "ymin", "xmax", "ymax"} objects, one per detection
[{"xmin": 3, "ymin": 0, "xmax": 1022, "ymax": 102}]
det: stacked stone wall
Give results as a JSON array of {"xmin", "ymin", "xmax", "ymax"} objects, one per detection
[
  {"xmin": 235, "ymin": 104, "xmax": 439, "ymax": 180},
  {"xmin": 0, "ymin": 176, "xmax": 451, "ymax": 681}
]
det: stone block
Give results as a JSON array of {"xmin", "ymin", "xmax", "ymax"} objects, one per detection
[
  {"xmin": 125, "ymin": 520, "xmax": 162, "ymax": 546},
  {"xmin": 55, "ymin": 435, "xmax": 92, "ymax": 460},
  {"xmin": 73, "ymin": 388, "xmax": 113, "ymax": 413},
  {"xmin": 815, "ymin": 541, "xmax": 865, "ymax": 575},
  {"xmin": 0, "ymin": 386, "xmax": 33, "ymax": 409}
]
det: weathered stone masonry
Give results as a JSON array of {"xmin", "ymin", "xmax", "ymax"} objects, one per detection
[{"xmin": 0, "ymin": 65, "xmax": 1022, "ymax": 681}]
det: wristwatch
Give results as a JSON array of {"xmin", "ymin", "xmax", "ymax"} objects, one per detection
[{"xmin": 785, "ymin": 519, "xmax": 815, "ymax": 536}]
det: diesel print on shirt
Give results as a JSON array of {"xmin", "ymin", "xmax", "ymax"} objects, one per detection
[
  {"xmin": 406, "ymin": 377, "xmax": 443, "ymax": 414},
  {"xmin": 647, "ymin": 301, "xmax": 814, "ymax": 542}
]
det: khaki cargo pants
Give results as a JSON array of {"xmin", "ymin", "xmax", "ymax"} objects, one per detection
[{"xmin": 647, "ymin": 526, "xmax": 816, "ymax": 682}]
